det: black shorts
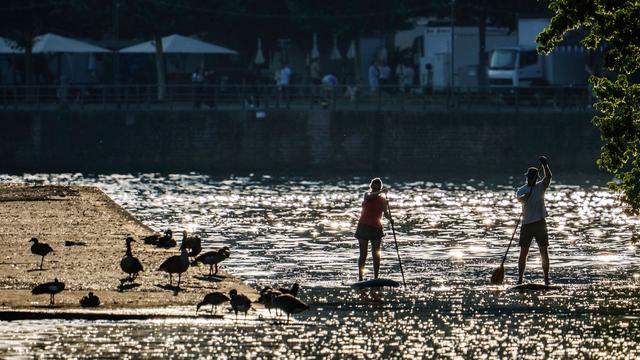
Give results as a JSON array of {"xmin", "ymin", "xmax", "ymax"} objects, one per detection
[
  {"xmin": 519, "ymin": 219, "xmax": 549, "ymax": 247},
  {"xmin": 355, "ymin": 223, "xmax": 384, "ymax": 241}
]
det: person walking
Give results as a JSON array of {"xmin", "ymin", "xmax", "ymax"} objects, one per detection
[
  {"xmin": 355, "ymin": 178, "xmax": 393, "ymax": 281},
  {"xmin": 278, "ymin": 63, "xmax": 292, "ymax": 106},
  {"xmin": 192, "ymin": 69, "xmax": 204, "ymax": 109},
  {"xmin": 368, "ymin": 61, "xmax": 380, "ymax": 95},
  {"xmin": 516, "ymin": 156, "xmax": 552, "ymax": 285}
]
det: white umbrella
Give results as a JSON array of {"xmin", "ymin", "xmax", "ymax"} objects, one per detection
[
  {"xmin": 0, "ymin": 37, "xmax": 20, "ymax": 54},
  {"xmin": 254, "ymin": 38, "xmax": 265, "ymax": 65},
  {"xmin": 330, "ymin": 35, "xmax": 342, "ymax": 60},
  {"xmin": 120, "ymin": 34, "xmax": 236, "ymax": 54},
  {"xmin": 346, "ymin": 40, "xmax": 356, "ymax": 60},
  {"xmin": 311, "ymin": 32, "xmax": 320, "ymax": 59},
  {"xmin": 32, "ymin": 33, "xmax": 110, "ymax": 53}
]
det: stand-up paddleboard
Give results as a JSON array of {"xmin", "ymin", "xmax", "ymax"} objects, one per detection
[
  {"xmin": 509, "ymin": 283, "xmax": 561, "ymax": 291},
  {"xmin": 350, "ymin": 278, "xmax": 401, "ymax": 289}
]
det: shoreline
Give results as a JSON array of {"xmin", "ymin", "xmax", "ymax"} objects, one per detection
[{"xmin": 0, "ymin": 184, "xmax": 258, "ymax": 315}]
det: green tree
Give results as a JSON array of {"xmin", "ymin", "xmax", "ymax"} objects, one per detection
[{"xmin": 538, "ymin": 0, "xmax": 640, "ymax": 213}]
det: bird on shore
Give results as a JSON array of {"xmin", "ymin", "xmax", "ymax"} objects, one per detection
[
  {"xmin": 120, "ymin": 237, "xmax": 144, "ymax": 282},
  {"xmin": 157, "ymin": 229, "xmax": 176, "ymax": 248},
  {"xmin": 257, "ymin": 286, "xmax": 282, "ymax": 316},
  {"xmin": 29, "ymin": 237, "xmax": 54, "ymax": 270},
  {"xmin": 158, "ymin": 246, "xmax": 189, "ymax": 287},
  {"xmin": 273, "ymin": 294, "xmax": 309, "ymax": 324},
  {"xmin": 31, "ymin": 278, "xmax": 65, "ymax": 306},
  {"xmin": 278, "ymin": 283, "xmax": 300, "ymax": 297},
  {"xmin": 80, "ymin": 292, "xmax": 100, "ymax": 307},
  {"xmin": 196, "ymin": 291, "xmax": 230, "ymax": 314},
  {"xmin": 182, "ymin": 230, "xmax": 202, "ymax": 258},
  {"xmin": 192, "ymin": 246, "xmax": 230, "ymax": 276},
  {"xmin": 229, "ymin": 289, "xmax": 252, "ymax": 319},
  {"xmin": 142, "ymin": 232, "xmax": 161, "ymax": 245}
]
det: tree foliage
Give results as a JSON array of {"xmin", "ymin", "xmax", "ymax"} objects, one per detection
[{"xmin": 538, "ymin": 0, "xmax": 640, "ymax": 213}]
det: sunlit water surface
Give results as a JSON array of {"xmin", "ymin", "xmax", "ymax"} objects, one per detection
[{"xmin": 1, "ymin": 173, "xmax": 639, "ymax": 359}]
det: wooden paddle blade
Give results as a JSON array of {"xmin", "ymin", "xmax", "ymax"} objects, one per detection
[{"xmin": 490, "ymin": 265, "xmax": 505, "ymax": 285}]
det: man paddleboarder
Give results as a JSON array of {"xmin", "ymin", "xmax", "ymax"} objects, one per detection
[
  {"xmin": 355, "ymin": 178, "xmax": 393, "ymax": 281},
  {"xmin": 516, "ymin": 156, "xmax": 552, "ymax": 285}
]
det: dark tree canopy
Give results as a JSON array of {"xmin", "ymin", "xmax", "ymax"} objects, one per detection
[{"xmin": 538, "ymin": 0, "xmax": 640, "ymax": 213}]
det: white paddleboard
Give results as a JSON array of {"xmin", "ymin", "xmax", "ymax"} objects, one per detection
[{"xmin": 350, "ymin": 278, "xmax": 401, "ymax": 289}]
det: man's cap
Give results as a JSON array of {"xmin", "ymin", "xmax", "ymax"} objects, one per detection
[{"xmin": 525, "ymin": 167, "xmax": 538, "ymax": 177}]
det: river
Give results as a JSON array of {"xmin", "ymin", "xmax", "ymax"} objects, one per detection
[{"xmin": 1, "ymin": 173, "xmax": 639, "ymax": 358}]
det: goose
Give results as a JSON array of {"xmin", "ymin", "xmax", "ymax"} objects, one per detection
[
  {"xmin": 79, "ymin": 292, "xmax": 100, "ymax": 307},
  {"xmin": 157, "ymin": 229, "xmax": 176, "ymax": 248},
  {"xmin": 31, "ymin": 278, "xmax": 65, "ymax": 306},
  {"xmin": 182, "ymin": 230, "xmax": 202, "ymax": 258},
  {"xmin": 273, "ymin": 294, "xmax": 309, "ymax": 324},
  {"xmin": 120, "ymin": 237, "xmax": 144, "ymax": 282},
  {"xmin": 158, "ymin": 246, "xmax": 189, "ymax": 287},
  {"xmin": 257, "ymin": 286, "xmax": 282, "ymax": 316},
  {"xmin": 196, "ymin": 291, "xmax": 230, "ymax": 314},
  {"xmin": 229, "ymin": 289, "xmax": 252, "ymax": 319},
  {"xmin": 278, "ymin": 283, "xmax": 300, "ymax": 297},
  {"xmin": 193, "ymin": 246, "xmax": 230, "ymax": 276},
  {"xmin": 29, "ymin": 237, "xmax": 54, "ymax": 270}
]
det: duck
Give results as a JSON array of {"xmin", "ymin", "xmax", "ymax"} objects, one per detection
[
  {"xmin": 257, "ymin": 286, "xmax": 282, "ymax": 316},
  {"xmin": 31, "ymin": 278, "xmax": 65, "ymax": 306},
  {"xmin": 196, "ymin": 291, "xmax": 230, "ymax": 314},
  {"xmin": 157, "ymin": 229, "xmax": 176, "ymax": 248},
  {"xmin": 158, "ymin": 246, "xmax": 189, "ymax": 287},
  {"xmin": 229, "ymin": 289, "xmax": 252, "ymax": 319},
  {"xmin": 120, "ymin": 237, "xmax": 144, "ymax": 282},
  {"xmin": 182, "ymin": 230, "xmax": 202, "ymax": 258},
  {"xmin": 278, "ymin": 283, "xmax": 300, "ymax": 297},
  {"xmin": 29, "ymin": 237, "xmax": 54, "ymax": 270},
  {"xmin": 193, "ymin": 246, "xmax": 230, "ymax": 276},
  {"xmin": 273, "ymin": 293, "xmax": 309, "ymax": 324},
  {"xmin": 79, "ymin": 292, "xmax": 100, "ymax": 307}
]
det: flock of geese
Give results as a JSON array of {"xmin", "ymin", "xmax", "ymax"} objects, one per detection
[{"xmin": 28, "ymin": 231, "xmax": 309, "ymax": 323}]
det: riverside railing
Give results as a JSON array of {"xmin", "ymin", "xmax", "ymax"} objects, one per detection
[{"xmin": 0, "ymin": 83, "xmax": 593, "ymax": 112}]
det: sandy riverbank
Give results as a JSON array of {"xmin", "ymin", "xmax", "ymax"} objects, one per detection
[{"xmin": 0, "ymin": 184, "xmax": 257, "ymax": 316}]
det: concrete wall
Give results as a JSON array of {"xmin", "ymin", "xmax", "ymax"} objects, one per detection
[{"xmin": 0, "ymin": 110, "xmax": 601, "ymax": 174}]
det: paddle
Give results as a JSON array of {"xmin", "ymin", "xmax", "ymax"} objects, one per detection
[
  {"xmin": 490, "ymin": 165, "xmax": 541, "ymax": 285},
  {"xmin": 386, "ymin": 197, "xmax": 407, "ymax": 288}
]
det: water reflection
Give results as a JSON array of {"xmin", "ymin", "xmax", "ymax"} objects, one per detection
[{"xmin": 0, "ymin": 173, "xmax": 639, "ymax": 358}]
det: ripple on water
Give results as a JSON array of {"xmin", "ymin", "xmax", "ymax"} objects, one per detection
[{"xmin": 0, "ymin": 173, "xmax": 639, "ymax": 358}]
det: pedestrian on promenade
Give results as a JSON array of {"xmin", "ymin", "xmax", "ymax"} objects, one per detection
[
  {"xmin": 278, "ymin": 62, "xmax": 292, "ymax": 106},
  {"xmin": 368, "ymin": 61, "xmax": 379, "ymax": 95},
  {"xmin": 516, "ymin": 156, "xmax": 553, "ymax": 285},
  {"xmin": 320, "ymin": 73, "xmax": 338, "ymax": 108},
  {"xmin": 396, "ymin": 61, "xmax": 415, "ymax": 94},
  {"xmin": 192, "ymin": 69, "xmax": 204, "ymax": 109},
  {"xmin": 355, "ymin": 178, "xmax": 393, "ymax": 281}
]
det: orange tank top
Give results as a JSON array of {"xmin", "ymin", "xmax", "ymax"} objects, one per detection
[{"xmin": 359, "ymin": 195, "xmax": 385, "ymax": 228}]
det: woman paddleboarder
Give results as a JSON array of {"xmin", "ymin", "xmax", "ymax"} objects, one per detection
[{"xmin": 355, "ymin": 178, "xmax": 393, "ymax": 281}]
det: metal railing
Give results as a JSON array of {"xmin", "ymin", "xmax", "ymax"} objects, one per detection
[{"xmin": 0, "ymin": 83, "xmax": 594, "ymax": 112}]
